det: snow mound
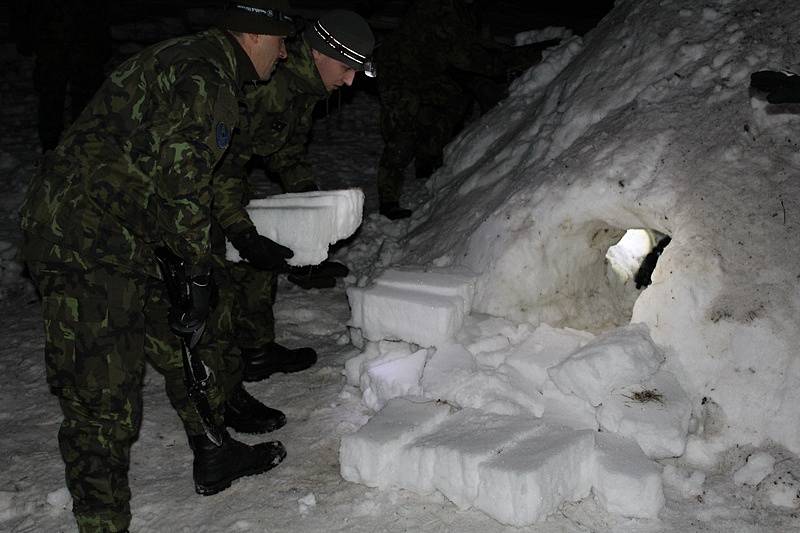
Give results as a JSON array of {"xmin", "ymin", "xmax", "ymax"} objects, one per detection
[{"xmin": 401, "ymin": 0, "xmax": 800, "ymax": 455}]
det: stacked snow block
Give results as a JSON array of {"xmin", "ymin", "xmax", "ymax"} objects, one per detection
[
  {"xmin": 549, "ymin": 323, "xmax": 692, "ymax": 459},
  {"xmin": 226, "ymin": 189, "xmax": 364, "ymax": 266},
  {"xmin": 340, "ymin": 398, "xmax": 664, "ymax": 525},
  {"xmin": 347, "ymin": 269, "xmax": 477, "ymax": 347}
]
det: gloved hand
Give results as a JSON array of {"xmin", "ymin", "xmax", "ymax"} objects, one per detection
[
  {"xmin": 168, "ymin": 273, "xmax": 217, "ymax": 336},
  {"xmin": 750, "ymin": 70, "xmax": 800, "ymax": 104},
  {"xmin": 230, "ymin": 227, "xmax": 294, "ymax": 272}
]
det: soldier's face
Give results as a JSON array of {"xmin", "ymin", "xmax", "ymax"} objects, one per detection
[
  {"xmin": 312, "ymin": 50, "xmax": 357, "ymax": 92},
  {"xmin": 252, "ymin": 35, "xmax": 288, "ymax": 80}
]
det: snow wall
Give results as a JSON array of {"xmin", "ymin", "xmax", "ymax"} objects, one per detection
[{"xmin": 401, "ymin": 0, "xmax": 800, "ymax": 456}]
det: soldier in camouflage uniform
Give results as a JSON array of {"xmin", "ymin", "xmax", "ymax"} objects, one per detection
[
  {"xmin": 213, "ymin": 10, "xmax": 375, "ymax": 383},
  {"xmin": 375, "ymin": 0, "xmax": 510, "ymax": 220},
  {"xmin": 18, "ymin": 2, "xmax": 295, "ymax": 531}
]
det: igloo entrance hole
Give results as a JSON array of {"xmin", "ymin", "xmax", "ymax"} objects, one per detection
[{"xmin": 606, "ymin": 229, "xmax": 671, "ymax": 289}]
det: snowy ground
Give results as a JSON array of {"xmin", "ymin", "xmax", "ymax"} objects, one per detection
[{"xmin": 3, "ymin": 1, "xmax": 800, "ymax": 531}]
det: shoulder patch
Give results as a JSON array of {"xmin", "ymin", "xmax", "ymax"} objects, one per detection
[{"xmin": 216, "ymin": 122, "xmax": 230, "ymax": 149}]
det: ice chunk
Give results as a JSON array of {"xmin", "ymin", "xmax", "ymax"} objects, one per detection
[
  {"xmin": 474, "ymin": 429, "xmax": 596, "ymax": 525},
  {"xmin": 548, "ymin": 323, "xmax": 665, "ymax": 406},
  {"xmin": 596, "ymin": 369, "xmax": 692, "ymax": 458},
  {"xmin": 339, "ymin": 398, "xmax": 452, "ymax": 488},
  {"xmin": 226, "ymin": 189, "xmax": 364, "ymax": 266},
  {"xmin": 347, "ymin": 285, "xmax": 467, "ymax": 347},
  {"xmin": 361, "ymin": 349, "xmax": 429, "ymax": 411},
  {"xmin": 593, "ymin": 433, "xmax": 664, "ymax": 519},
  {"xmin": 397, "ymin": 409, "xmax": 546, "ymax": 505}
]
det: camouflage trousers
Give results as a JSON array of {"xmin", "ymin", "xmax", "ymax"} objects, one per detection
[
  {"xmin": 27, "ymin": 250, "xmax": 241, "ymax": 533},
  {"xmin": 377, "ymin": 81, "xmax": 472, "ymax": 203},
  {"xmin": 224, "ymin": 261, "xmax": 277, "ymax": 349}
]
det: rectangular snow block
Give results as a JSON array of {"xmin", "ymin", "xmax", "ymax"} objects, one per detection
[
  {"xmin": 375, "ymin": 270, "xmax": 477, "ymax": 310},
  {"xmin": 596, "ymin": 369, "xmax": 691, "ymax": 458},
  {"xmin": 548, "ymin": 323, "xmax": 664, "ymax": 406},
  {"xmin": 593, "ymin": 433, "xmax": 664, "ymax": 519},
  {"xmin": 347, "ymin": 285, "xmax": 467, "ymax": 347},
  {"xmin": 362, "ymin": 349, "xmax": 428, "ymax": 411},
  {"xmin": 226, "ymin": 189, "xmax": 363, "ymax": 266},
  {"xmin": 502, "ymin": 323, "xmax": 595, "ymax": 391},
  {"xmin": 397, "ymin": 409, "xmax": 546, "ymax": 506},
  {"xmin": 339, "ymin": 398, "xmax": 452, "ymax": 489},
  {"xmin": 474, "ymin": 429, "xmax": 596, "ymax": 526},
  {"xmin": 421, "ymin": 344, "xmax": 478, "ymax": 400}
]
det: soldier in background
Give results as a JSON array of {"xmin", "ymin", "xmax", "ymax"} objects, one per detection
[
  {"xmin": 12, "ymin": 0, "xmax": 112, "ymax": 152},
  {"xmin": 18, "ymin": 2, "xmax": 295, "ymax": 531},
  {"xmin": 214, "ymin": 10, "xmax": 375, "ymax": 387},
  {"xmin": 375, "ymin": 0, "xmax": 554, "ymax": 220}
]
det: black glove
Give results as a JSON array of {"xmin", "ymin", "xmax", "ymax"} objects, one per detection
[
  {"xmin": 750, "ymin": 70, "xmax": 800, "ymax": 104},
  {"xmin": 230, "ymin": 227, "xmax": 294, "ymax": 272}
]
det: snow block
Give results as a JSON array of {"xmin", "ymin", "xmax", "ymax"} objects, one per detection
[
  {"xmin": 375, "ymin": 269, "xmax": 477, "ymax": 310},
  {"xmin": 548, "ymin": 323, "xmax": 664, "ymax": 406},
  {"xmin": 339, "ymin": 398, "xmax": 452, "ymax": 489},
  {"xmin": 421, "ymin": 344, "xmax": 478, "ymax": 400},
  {"xmin": 226, "ymin": 189, "xmax": 364, "ymax": 266},
  {"xmin": 397, "ymin": 409, "xmax": 546, "ymax": 505},
  {"xmin": 474, "ymin": 429, "xmax": 596, "ymax": 525},
  {"xmin": 502, "ymin": 323, "xmax": 595, "ymax": 391},
  {"xmin": 593, "ymin": 433, "xmax": 664, "ymax": 519},
  {"xmin": 596, "ymin": 369, "xmax": 691, "ymax": 458},
  {"xmin": 347, "ymin": 282, "xmax": 470, "ymax": 347},
  {"xmin": 361, "ymin": 349, "xmax": 428, "ymax": 411}
]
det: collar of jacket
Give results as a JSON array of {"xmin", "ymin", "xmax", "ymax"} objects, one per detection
[
  {"xmin": 285, "ymin": 36, "xmax": 328, "ymax": 99},
  {"xmin": 219, "ymin": 28, "xmax": 262, "ymax": 86}
]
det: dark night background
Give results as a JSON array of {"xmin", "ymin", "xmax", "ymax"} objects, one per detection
[{"xmin": 0, "ymin": 1, "xmax": 616, "ymax": 46}]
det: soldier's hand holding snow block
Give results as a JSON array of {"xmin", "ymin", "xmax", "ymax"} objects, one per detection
[
  {"xmin": 596, "ymin": 369, "xmax": 692, "ymax": 458},
  {"xmin": 548, "ymin": 323, "xmax": 665, "ymax": 406},
  {"xmin": 474, "ymin": 429, "xmax": 596, "ymax": 525},
  {"xmin": 339, "ymin": 398, "xmax": 452, "ymax": 488},
  {"xmin": 226, "ymin": 189, "xmax": 364, "ymax": 266},
  {"xmin": 593, "ymin": 433, "xmax": 664, "ymax": 519}
]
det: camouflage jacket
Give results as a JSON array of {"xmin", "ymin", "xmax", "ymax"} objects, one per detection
[
  {"xmin": 20, "ymin": 28, "xmax": 245, "ymax": 277},
  {"xmin": 376, "ymin": 0, "xmax": 506, "ymax": 96},
  {"xmin": 213, "ymin": 35, "xmax": 328, "ymax": 239}
]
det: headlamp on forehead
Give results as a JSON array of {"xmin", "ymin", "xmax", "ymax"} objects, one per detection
[{"xmin": 313, "ymin": 19, "xmax": 376, "ymax": 77}]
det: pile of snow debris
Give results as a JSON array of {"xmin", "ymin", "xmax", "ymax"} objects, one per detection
[{"xmin": 339, "ymin": 0, "xmax": 800, "ymax": 526}]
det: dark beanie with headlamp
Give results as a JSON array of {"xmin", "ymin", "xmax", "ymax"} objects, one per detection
[
  {"xmin": 305, "ymin": 10, "xmax": 376, "ymax": 77},
  {"xmin": 220, "ymin": 0, "xmax": 296, "ymax": 36}
]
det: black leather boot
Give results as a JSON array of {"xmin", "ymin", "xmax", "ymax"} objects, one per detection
[
  {"xmin": 241, "ymin": 342, "xmax": 318, "ymax": 382},
  {"xmin": 224, "ymin": 384, "xmax": 287, "ymax": 434},
  {"xmin": 188, "ymin": 431, "xmax": 286, "ymax": 496}
]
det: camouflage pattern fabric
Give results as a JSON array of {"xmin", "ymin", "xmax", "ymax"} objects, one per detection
[
  {"xmin": 20, "ymin": 28, "xmax": 242, "ymax": 279},
  {"xmin": 375, "ymin": 0, "xmax": 507, "ymax": 203},
  {"xmin": 212, "ymin": 35, "xmax": 328, "ymax": 349},
  {"xmin": 19, "ymin": 28, "xmax": 247, "ymax": 533},
  {"xmin": 26, "ymin": 247, "xmax": 233, "ymax": 533}
]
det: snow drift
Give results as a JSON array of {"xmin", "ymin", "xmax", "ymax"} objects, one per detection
[{"xmin": 399, "ymin": 0, "xmax": 800, "ymax": 457}]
